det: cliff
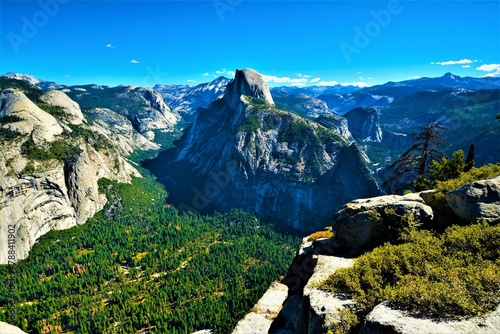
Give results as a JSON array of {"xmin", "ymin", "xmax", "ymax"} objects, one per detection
[
  {"xmin": 147, "ymin": 68, "xmax": 380, "ymax": 231},
  {"xmin": 0, "ymin": 84, "xmax": 142, "ymax": 264}
]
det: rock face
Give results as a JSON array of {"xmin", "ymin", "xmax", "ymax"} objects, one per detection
[
  {"xmin": 0, "ymin": 87, "xmax": 140, "ymax": 264},
  {"xmin": 40, "ymin": 90, "xmax": 84, "ymax": 125},
  {"xmin": 224, "ymin": 68, "xmax": 274, "ymax": 108},
  {"xmin": 0, "ymin": 321, "xmax": 27, "ymax": 334},
  {"xmin": 273, "ymin": 93, "xmax": 332, "ymax": 118},
  {"xmin": 303, "ymin": 255, "xmax": 356, "ymax": 334},
  {"xmin": 232, "ymin": 282, "xmax": 289, "ymax": 334},
  {"xmin": 316, "ymin": 114, "xmax": 354, "ymax": 143},
  {"xmin": 361, "ymin": 302, "xmax": 500, "ymax": 334},
  {"xmin": 64, "ymin": 85, "xmax": 179, "ymax": 141},
  {"xmin": 0, "ymin": 89, "xmax": 63, "ymax": 143},
  {"xmin": 332, "ymin": 194, "xmax": 433, "ymax": 252},
  {"xmin": 344, "ymin": 107, "xmax": 383, "ymax": 142},
  {"xmin": 154, "ymin": 76, "xmax": 230, "ymax": 121},
  {"xmin": 86, "ymin": 108, "xmax": 160, "ymax": 155},
  {"xmin": 237, "ymin": 234, "xmax": 358, "ymax": 334},
  {"xmin": 446, "ymin": 176, "xmax": 500, "ymax": 223},
  {"xmin": 147, "ymin": 68, "xmax": 380, "ymax": 231}
]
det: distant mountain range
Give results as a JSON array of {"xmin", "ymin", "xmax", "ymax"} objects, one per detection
[{"xmin": 3, "ymin": 70, "xmax": 500, "ymax": 195}]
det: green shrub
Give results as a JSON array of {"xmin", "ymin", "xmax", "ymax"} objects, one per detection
[
  {"xmin": 0, "ymin": 126, "xmax": 22, "ymax": 141},
  {"xmin": 0, "ymin": 114, "xmax": 23, "ymax": 124},
  {"xmin": 322, "ymin": 222, "xmax": 500, "ymax": 318},
  {"xmin": 435, "ymin": 164, "xmax": 500, "ymax": 192},
  {"xmin": 21, "ymin": 136, "xmax": 82, "ymax": 164}
]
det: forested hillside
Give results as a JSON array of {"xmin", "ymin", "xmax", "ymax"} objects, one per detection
[{"xmin": 0, "ymin": 175, "xmax": 299, "ymax": 333}]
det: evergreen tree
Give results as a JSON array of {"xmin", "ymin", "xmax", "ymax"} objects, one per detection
[{"xmin": 464, "ymin": 144, "xmax": 475, "ymax": 172}]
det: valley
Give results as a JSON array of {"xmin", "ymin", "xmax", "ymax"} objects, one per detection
[{"xmin": 1, "ymin": 68, "xmax": 499, "ymax": 333}]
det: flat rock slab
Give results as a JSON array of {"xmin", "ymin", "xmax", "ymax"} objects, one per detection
[
  {"xmin": 361, "ymin": 302, "xmax": 500, "ymax": 334},
  {"xmin": 232, "ymin": 281, "xmax": 288, "ymax": 334}
]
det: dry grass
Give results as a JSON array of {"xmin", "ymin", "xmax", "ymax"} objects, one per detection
[{"xmin": 309, "ymin": 230, "xmax": 334, "ymax": 241}]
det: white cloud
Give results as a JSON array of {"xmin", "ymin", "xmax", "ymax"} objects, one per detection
[
  {"xmin": 187, "ymin": 79, "xmax": 197, "ymax": 83},
  {"xmin": 432, "ymin": 59, "xmax": 478, "ymax": 66},
  {"xmin": 310, "ymin": 78, "xmax": 321, "ymax": 83},
  {"xmin": 202, "ymin": 73, "xmax": 210, "ymax": 76},
  {"xmin": 408, "ymin": 75, "xmax": 421, "ymax": 79},
  {"xmin": 261, "ymin": 74, "xmax": 308, "ymax": 85},
  {"xmin": 130, "ymin": 60, "xmax": 140, "ymax": 64},
  {"xmin": 64, "ymin": 74, "xmax": 71, "ymax": 78},
  {"xmin": 368, "ymin": 77, "xmax": 374, "ymax": 80},
  {"xmin": 476, "ymin": 64, "xmax": 500, "ymax": 77},
  {"xmin": 303, "ymin": 75, "xmax": 311, "ymax": 78},
  {"xmin": 106, "ymin": 43, "xmax": 116, "ymax": 49},
  {"xmin": 227, "ymin": 71, "xmax": 235, "ymax": 77},
  {"xmin": 318, "ymin": 80, "xmax": 340, "ymax": 86},
  {"xmin": 462, "ymin": 65, "xmax": 471, "ymax": 68},
  {"xmin": 215, "ymin": 69, "xmax": 227, "ymax": 75}
]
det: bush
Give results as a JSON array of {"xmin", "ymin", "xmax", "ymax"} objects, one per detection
[
  {"xmin": 435, "ymin": 163, "xmax": 500, "ymax": 192},
  {"xmin": 309, "ymin": 230, "xmax": 334, "ymax": 241},
  {"xmin": 321, "ymin": 222, "xmax": 500, "ymax": 318},
  {"xmin": 0, "ymin": 114, "xmax": 23, "ymax": 124}
]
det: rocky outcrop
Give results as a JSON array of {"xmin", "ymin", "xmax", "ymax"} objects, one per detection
[
  {"xmin": 0, "ymin": 321, "xmax": 27, "ymax": 334},
  {"xmin": 237, "ymin": 235, "xmax": 358, "ymax": 334},
  {"xmin": 147, "ymin": 68, "xmax": 380, "ymax": 231},
  {"xmin": 232, "ymin": 282, "xmax": 289, "ymax": 334},
  {"xmin": 446, "ymin": 176, "xmax": 500, "ymax": 223},
  {"xmin": 344, "ymin": 107, "xmax": 383, "ymax": 142},
  {"xmin": 0, "ymin": 89, "xmax": 63, "ymax": 143},
  {"xmin": 40, "ymin": 90, "xmax": 84, "ymax": 125},
  {"xmin": 0, "ymin": 88, "xmax": 140, "ymax": 264},
  {"xmin": 273, "ymin": 93, "xmax": 332, "ymax": 119},
  {"xmin": 316, "ymin": 114, "xmax": 354, "ymax": 143},
  {"xmin": 86, "ymin": 108, "xmax": 160, "ymax": 155},
  {"xmin": 303, "ymin": 256, "xmax": 356, "ymax": 334},
  {"xmin": 64, "ymin": 84, "xmax": 179, "ymax": 141},
  {"xmin": 361, "ymin": 302, "xmax": 500, "ymax": 334},
  {"xmin": 224, "ymin": 68, "xmax": 274, "ymax": 108},
  {"xmin": 154, "ymin": 77, "xmax": 230, "ymax": 121},
  {"xmin": 332, "ymin": 194, "xmax": 433, "ymax": 252}
]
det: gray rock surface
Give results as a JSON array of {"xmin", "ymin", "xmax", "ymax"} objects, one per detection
[
  {"xmin": 0, "ymin": 89, "xmax": 140, "ymax": 264},
  {"xmin": 361, "ymin": 302, "xmax": 500, "ymax": 334},
  {"xmin": 232, "ymin": 281, "xmax": 288, "ymax": 334},
  {"xmin": 332, "ymin": 194, "xmax": 433, "ymax": 251},
  {"xmin": 316, "ymin": 114, "xmax": 354, "ymax": 143},
  {"xmin": 155, "ymin": 77, "xmax": 230, "ymax": 121},
  {"xmin": 165, "ymin": 68, "xmax": 380, "ymax": 231},
  {"xmin": 86, "ymin": 108, "xmax": 160, "ymax": 155},
  {"xmin": 0, "ymin": 322, "xmax": 27, "ymax": 334},
  {"xmin": 40, "ymin": 90, "xmax": 84, "ymax": 125},
  {"xmin": 0, "ymin": 89, "xmax": 63, "ymax": 143},
  {"xmin": 304, "ymin": 255, "xmax": 356, "ymax": 333},
  {"xmin": 224, "ymin": 68, "xmax": 274, "ymax": 108},
  {"xmin": 273, "ymin": 93, "xmax": 332, "ymax": 119},
  {"xmin": 446, "ymin": 176, "xmax": 500, "ymax": 223},
  {"xmin": 344, "ymin": 107, "xmax": 383, "ymax": 142}
]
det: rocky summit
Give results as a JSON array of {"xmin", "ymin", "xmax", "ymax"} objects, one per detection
[{"xmin": 146, "ymin": 68, "xmax": 380, "ymax": 231}]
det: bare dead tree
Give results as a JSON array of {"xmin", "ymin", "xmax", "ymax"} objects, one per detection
[{"xmin": 386, "ymin": 120, "xmax": 448, "ymax": 192}]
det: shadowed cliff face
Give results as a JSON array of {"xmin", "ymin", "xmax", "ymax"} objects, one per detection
[{"xmin": 145, "ymin": 68, "xmax": 380, "ymax": 232}]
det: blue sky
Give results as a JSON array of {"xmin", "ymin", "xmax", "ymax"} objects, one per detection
[{"xmin": 1, "ymin": 0, "xmax": 499, "ymax": 87}]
